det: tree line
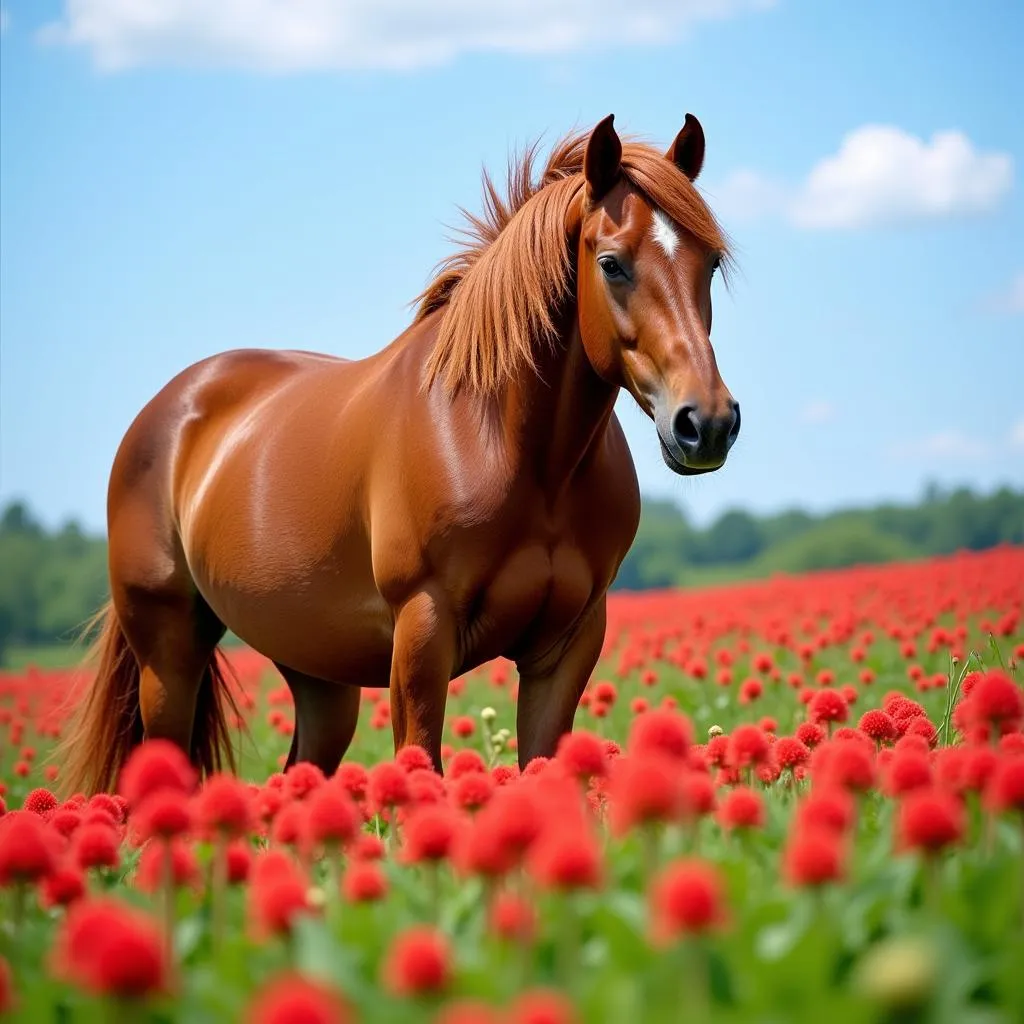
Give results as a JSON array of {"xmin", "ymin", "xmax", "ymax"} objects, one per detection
[{"xmin": 1, "ymin": 484, "xmax": 1022, "ymax": 663}]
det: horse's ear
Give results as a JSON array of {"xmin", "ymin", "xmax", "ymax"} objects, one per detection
[
  {"xmin": 666, "ymin": 113, "xmax": 706, "ymax": 181},
  {"xmin": 584, "ymin": 114, "xmax": 622, "ymax": 201}
]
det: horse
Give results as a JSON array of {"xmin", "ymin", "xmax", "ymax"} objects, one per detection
[{"xmin": 60, "ymin": 113, "xmax": 740, "ymax": 796}]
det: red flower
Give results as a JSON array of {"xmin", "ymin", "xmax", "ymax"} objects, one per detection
[
  {"xmin": 728, "ymin": 725, "xmax": 770, "ymax": 769},
  {"xmin": 897, "ymin": 789, "xmax": 965, "ymax": 854},
  {"xmin": 812, "ymin": 740, "xmax": 875, "ymax": 793},
  {"xmin": 382, "ymin": 926, "xmax": 452, "ymax": 996},
  {"xmin": 195, "ymin": 774, "xmax": 253, "ymax": 837},
  {"xmin": 402, "ymin": 805, "xmax": 461, "ymax": 864},
  {"xmin": 307, "ymin": 787, "xmax": 360, "ymax": 848},
  {"xmin": 486, "ymin": 787, "xmax": 543, "ymax": 856},
  {"xmin": 739, "ymin": 678, "xmax": 763, "ymax": 704},
  {"xmin": 285, "ymin": 762, "xmax": 326, "ymax": 801},
  {"xmin": 902, "ymin": 717, "xmax": 938, "ymax": 747},
  {"xmin": 52, "ymin": 897, "xmax": 167, "ymax": 998},
  {"xmin": 490, "ymin": 891, "xmax": 536, "ymax": 944},
  {"xmin": 556, "ymin": 730, "xmax": 608, "ymax": 780},
  {"xmin": 132, "ymin": 790, "xmax": 192, "ymax": 842},
  {"xmin": 808, "ymin": 689, "xmax": 849, "ymax": 727},
  {"xmin": 961, "ymin": 747, "xmax": 1000, "ymax": 792},
  {"xmin": 784, "ymin": 827, "xmax": 846, "ymax": 887},
  {"xmin": 451, "ymin": 716, "xmax": 476, "ymax": 738},
  {"xmin": 448, "ymin": 750, "xmax": 487, "ymax": 778},
  {"xmin": 226, "ymin": 840, "xmax": 252, "ymax": 884},
  {"xmin": 508, "ymin": 988, "xmax": 580, "ymax": 1024},
  {"xmin": 249, "ymin": 853, "xmax": 313, "ymax": 937},
  {"xmin": 451, "ymin": 771, "xmax": 494, "ymax": 812},
  {"xmin": 883, "ymin": 750, "xmax": 932, "ymax": 797},
  {"xmin": 118, "ymin": 740, "xmax": 196, "ymax": 808},
  {"xmin": 333, "ymin": 763, "xmax": 369, "ymax": 804},
  {"xmin": 650, "ymin": 859, "xmax": 726, "ymax": 940},
  {"xmin": 795, "ymin": 788, "xmax": 855, "ymax": 835},
  {"xmin": 89, "ymin": 794, "xmax": 126, "ymax": 824},
  {"xmin": 628, "ymin": 708, "xmax": 692, "ymax": 761},
  {"xmin": 492, "ymin": 765, "xmax": 519, "ymax": 787},
  {"xmin": 395, "ymin": 745, "xmax": 434, "ymax": 774},
  {"xmin": 0, "ymin": 811, "xmax": 59, "ymax": 886},
  {"xmin": 367, "ymin": 763, "xmax": 410, "ymax": 815},
  {"xmin": 351, "ymin": 833, "xmax": 386, "ymax": 861},
  {"xmin": 40, "ymin": 864, "xmax": 86, "ymax": 908},
  {"xmin": 774, "ymin": 737, "xmax": 810, "ymax": 770},
  {"xmin": 247, "ymin": 974, "xmax": 352, "ymax": 1024},
  {"xmin": 342, "ymin": 860, "xmax": 388, "ymax": 902},
  {"xmin": 984, "ymin": 755, "xmax": 1024, "ymax": 816},
  {"xmin": 960, "ymin": 671, "xmax": 1023, "ymax": 733},
  {"xmin": 795, "ymin": 722, "xmax": 826, "ymax": 748},
  {"xmin": 607, "ymin": 754, "xmax": 683, "ymax": 835},
  {"xmin": 858, "ymin": 710, "xmax": 897, "ymax": 744},
  {"xmin": 407, "ymin": 767, "xmax": 447, "ymax": 806},
  {"xmin": 528, "ymin": 826, "xmax": 602, "ymax": 891},
  {"xmin": 717, "ymin": 787, "xmax": 764, "ymax": 831},
  {"xmin": 455, "ymin": 817, "xmax": 516, "ymax": 879},
  {"xmin": 72, "ymin": 824, "xmax": 121, "ymax": 871},
  {"xmin": 51, "ymin": 808, "xmax": 83, "ymax": 839},
  {"xmin": 23, "ymin": 788, "xmax": 59, "ymax": 819},
  {"xmin": 271, "ymin": 803, "xmax": 310, "ymax": 852},
  {"xmin": 681, "ymin": 772, "xmax": 717, "ymax": 819},
  {"xmin": 135, "ymin": 839, "xmax": 200, "ymax": 893},
  {"xmin": 592, "ymin": 680, "xmax": 618, "ymax": 705}
]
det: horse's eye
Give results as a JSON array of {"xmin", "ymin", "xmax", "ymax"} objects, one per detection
[
  {"xmin": 598, "ymin": 255, "xmax": 626, "ymax": 280},
  {"xmin": 711, "ymin": 255, "xmax": 723, "ymax": 275}
]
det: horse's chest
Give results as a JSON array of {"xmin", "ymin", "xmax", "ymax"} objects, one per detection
[{"xmin": 464, "ymin": 542, "xmax": 597, "ymax": 666}]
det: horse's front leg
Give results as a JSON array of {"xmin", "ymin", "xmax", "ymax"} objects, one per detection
[
  {"xmin": 514, "ymin": 597, "xmax": 607, "ymax": 770},
  {"xmin": 388, "ymin": 586, "xmax": 458, "ymax": 772}
]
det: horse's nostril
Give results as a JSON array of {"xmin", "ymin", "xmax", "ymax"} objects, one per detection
[
  {"xmin": 672, "ymin": 405, "xmax": 701, "ymax": 448},
  {"xmin": 728, "ymin": 402, "xmax": 741, "ymax": 443}
]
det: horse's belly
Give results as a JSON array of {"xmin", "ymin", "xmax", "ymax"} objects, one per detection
[{"xmin": 200, "ymin": 572, "xmax": 395, "ymax": 684}]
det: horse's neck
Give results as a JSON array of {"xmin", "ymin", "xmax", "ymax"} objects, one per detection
[{"xmin": 503, "ymin": 317, "xmax": 618, "ymax": 490}]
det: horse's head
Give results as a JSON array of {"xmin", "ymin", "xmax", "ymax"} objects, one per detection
[{"xmin": 576, "ymin": 114, "xmax": 739, "ymax": 475}]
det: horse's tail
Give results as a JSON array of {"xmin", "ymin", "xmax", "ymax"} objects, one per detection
[
  {"xmin": 58, "ymin": 601, "xmax": 242, "ymax": 797},
  {"xmin": 58, "ymin": 600, "xmax": 143, "ymax": 798}
]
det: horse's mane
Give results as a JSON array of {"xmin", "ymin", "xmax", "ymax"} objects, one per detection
[{"xmin": 417, "ymin": 129, "xmax": 730, "ymax": 396}]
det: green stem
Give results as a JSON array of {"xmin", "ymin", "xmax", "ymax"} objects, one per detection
[
  {"xmin": 685, "ymin": 939, "xmax": 710, "ymax": 1024},
  {"xmin": 12, "ymin": 883, "xmax": 26, "ymax": 938},
  {"xmin": 641, "ymin": 824, "xmax": 661, "ymax": 880},
  {"xmin": 558, "ymin": 896, "xmax": 578, "ymax": 992},
  {"xmin": 211, "ymin": 833, "xmax": 228, "ymax": 952},
  {"xmin": 161, "ymin": 842, "xmax": 176, "ymax": 977},
  {"xmin": 924, "ymin": 855, "xmax": 941, "ymax": 916}
]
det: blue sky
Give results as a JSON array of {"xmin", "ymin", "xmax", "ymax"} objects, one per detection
[{"xmin": 1, "ymin": 0, "xmax": 1022, "ymax": 533}]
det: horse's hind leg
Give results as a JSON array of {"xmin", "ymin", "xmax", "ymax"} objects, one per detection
[
  {"xmin": 120, "ymin": 587, "xmax": 226, "ymax": 754},
  {"xmin": 275, "ymin": 665, "xmax": 361, "ymax": 776}
]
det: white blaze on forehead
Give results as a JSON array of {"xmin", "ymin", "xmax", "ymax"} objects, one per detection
[{"xmin": 650, "ymin": 208, "xmax": 679, "ymax": 258}]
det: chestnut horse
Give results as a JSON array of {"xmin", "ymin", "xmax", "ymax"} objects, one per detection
[{"xmin": 61, "ymin": 113, "xmax": 739, "ymax": 795}]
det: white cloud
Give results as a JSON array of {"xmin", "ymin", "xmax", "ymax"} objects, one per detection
[
  {"xmin": 38, "ymin": 0, "xmax": 775, "ymax": 72},
  {"xmin": 983, "ymin": 271, "xmax": 1024, "ymax": 315},
  {"xmin": 799, "ymin": 400, "xmax": 835, "ymax": 425},
  {"xmin": 1010, "ymin": 418, "xmax": 1024, "ymax": 450},
  {"xmin": 0, "ymin": 9, "xmax": 10, "ymax": 35},
  {"xmin": 887, "ymin": 431, "xmax": 992, "ymax": 463},
  {"xmin": 715, "ymin": 125, "xmax": 1013, "ymax": 230}
]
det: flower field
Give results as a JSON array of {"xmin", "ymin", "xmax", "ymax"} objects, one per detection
[{"xmin": 2, "ymin": 547, "xmax": 1023, "ymax": 1023}]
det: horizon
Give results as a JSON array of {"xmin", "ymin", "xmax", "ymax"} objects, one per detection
[
  {"xmin": 2, "ymin": 1, "xmax": 1023, "ymax": 534},
  {"xmin": 4, "ymin": 478, "xmax": 1020, "ymax": 540}
]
